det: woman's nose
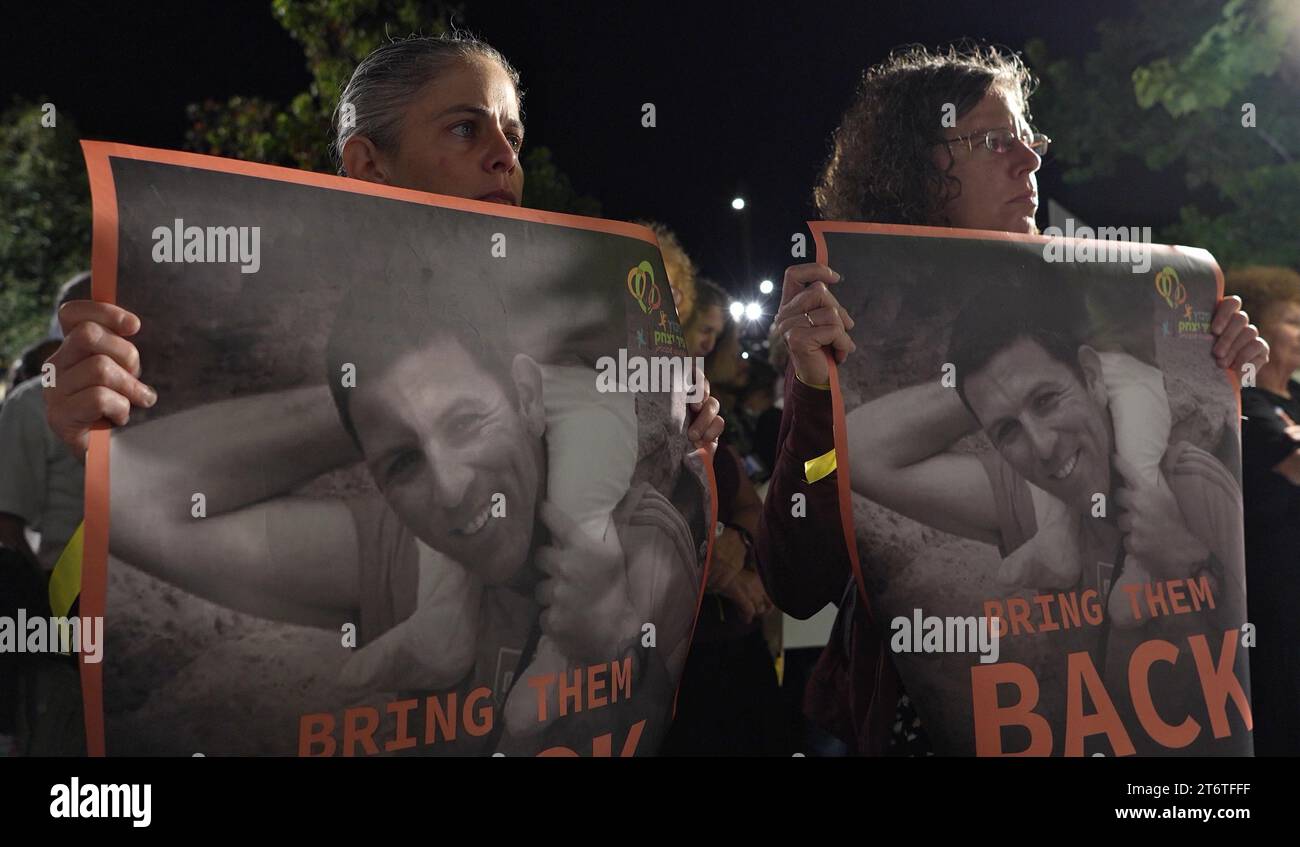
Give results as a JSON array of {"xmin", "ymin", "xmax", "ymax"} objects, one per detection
[
  {"xmin": 1010, "ymin": 138, "xmax": 1041, "ymax": 176},
  {"xmin": 484, "ymin": 126, "xmax": 519, "ymax": 174}
]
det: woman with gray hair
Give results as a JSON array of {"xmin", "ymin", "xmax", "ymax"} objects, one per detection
[{"xmin": 46, "ymin": 32, "xmax": 722, "ymax": 455}]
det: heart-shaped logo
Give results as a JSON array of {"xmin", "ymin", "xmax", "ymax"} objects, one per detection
[
  {"xmin": 627, "ymin": 261, "xmax": 662, "ymax": 314},
  {"xmin": 1154, "ymin": 266, "xmax": 1186, "ymax": 309}
]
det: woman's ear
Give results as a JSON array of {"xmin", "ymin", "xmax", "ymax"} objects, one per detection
[
  {"xmin": 1076, "ymin": 344, "xmax": 1108, "ymax": 410},
  {"xmin": 511, "ymin": 353, "xmax": 546, "ymax": 437},
  {"xmin": 341, "ymin": 135, "xmax": 390, "ymax": 184}
]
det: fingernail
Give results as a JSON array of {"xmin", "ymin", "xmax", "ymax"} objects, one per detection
[{"xmin": 142, "ymin": 385, "xmax": 157, "ymax": 406}]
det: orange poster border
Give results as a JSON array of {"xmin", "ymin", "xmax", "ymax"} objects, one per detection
[
  {"xmin": 79, "ymin": 140, "xmax": 709, "ymax": 756},
  {"xmin": 807, "ymin": 219, "xmax": 1235, "ymax": 629}
]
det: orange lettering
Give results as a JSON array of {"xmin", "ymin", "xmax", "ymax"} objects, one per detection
[
  {"xmin": 425, "ymin": 692, "xmax": 458, "ymax": 743},
  {"xmin": 611, "ymin": 656, "xmax": 633, "ymax": 701},
  {"xmin": 528, "ymin": 673, "xmax": 556, "ymax": 721},
  {"xmin": 1188, "ymin": 631, "xmax": 1251, "ymax": 738},
  {"xmin": 1128, "ymin": 640, "xmax": 1199, "ymax": 749},
  {"xmin": 464, "ymin": 687, "xmax": 493, "ymax": 736},
  {"xmin": 588, "ymin": 663, "xmax": 609, "ymax": 708},
  {"xmin": 384, "ymin": 698, "xmax": 419, "ymax": 752},
  {"xmin": 343, "ymin": 706, "xmax": 380, "ymax": 757},
  {"xmin": 971, "ymin": 662, "xmax": 1051, "ymax": 756},
  {"xmin": 298, "ymin": 713, "xmax": 335, "ymax": 757},
  {"xmin": 1168, "ymin": 580, "xmax": 1191, "ymax": 614},
  {"xmin": 1006, "ymin": 598, "xmax": 1033, "ymax": 636}
]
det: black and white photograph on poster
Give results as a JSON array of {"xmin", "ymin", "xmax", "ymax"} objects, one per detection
[
  {"xmin": 819, "ymin": 223, "xmax": 1251, "ymax": 756},
  {"xmin": 84, "ymin": 144, "xmax": 712, "ymax": 757}
]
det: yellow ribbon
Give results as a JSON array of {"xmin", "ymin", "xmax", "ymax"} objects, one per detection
[
  {"xmin": 48, "ymin": 521, "xmax": 84, "ymax": 618},
  {"xmin": 804, "ymin": 448, "xmax": 838, "ymax": 484}
]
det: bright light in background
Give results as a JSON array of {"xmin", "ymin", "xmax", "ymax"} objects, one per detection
[
  {"xmin": 744, "ymin": 301, "xmax": 762, "ymax": 321},
  {"xmin": 759, "ymin": 279, "xmax": 774, "ymax": 295},
  {"xmin": 731, "ymin": 197, "xmax": 746, "ymax": 211},
  {"xmin": 741, "ymin": 351, "xmax": 749, "ymax": 359},
  {"xmin": 729, "ymin": 301, "xmax": 745, "ymax": 320}
]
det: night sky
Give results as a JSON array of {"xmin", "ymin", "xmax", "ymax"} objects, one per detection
[{"xmin": 4, "ymin": 0, "xmax": 1170, "ymax": 308}]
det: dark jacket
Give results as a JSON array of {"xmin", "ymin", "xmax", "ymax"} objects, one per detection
[{"xmin": 755, "ymin": 363, "xmax": 896, "ymax": 754}]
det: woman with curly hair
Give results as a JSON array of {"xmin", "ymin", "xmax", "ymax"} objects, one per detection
[{"xmin": 756, "ymin": 43, "xmax": 1268, "ymax": 755}]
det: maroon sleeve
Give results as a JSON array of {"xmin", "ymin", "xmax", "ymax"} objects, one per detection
[{"xmin": 756, "ymin": 361, "xmax": 852, "ymax": 619}]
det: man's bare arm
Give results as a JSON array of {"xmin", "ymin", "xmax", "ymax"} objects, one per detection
[
  {"xmin": 108, "ymin": 385, "xmax": 364, "ymax": 626},
  {"xmin": 847, "ymin": 380, "xmax": 1001, "ymax": 545}
]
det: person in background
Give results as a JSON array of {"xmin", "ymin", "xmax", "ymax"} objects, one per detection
[
  {"xmin": 1, "ymin": 271, "xmax": 91, "ymax": 574},
  {"xmin": 697, "ymin": 284, "xmax": 761, "ymax": 464},
  {"xmin": 681, "ymin": 277, "xmax": 728, "ymax": 363},
  {"xmin": 644, "ymin": 221, "xmax": 700, "ymax": 328},
  {"xmin": 0, "ymin": 272, "xmax": 92, "ymax": 756},
  {"xmin": 735, "ymin": 357, "xmax": 782, "ymax": 483},
  {"xmin": 757, "ymin": 43, "xmax": 1268, "ymax": 755},
  {"xmin": 0, "ymin": 339, "xmax": 71, "ymax": 567},
  {"xmin": 5, "ymin": 340, "xmax": 61, "ymax": 399},
  {"xmin": 659, "ymin": 255, "xmax": 787, "ymax": 755},
  {"xmin": 1229, "ymin": 265, "xmax": 1300, "ymax": 756},
  {"xmin": 44, "ymin": 272, "xmax": 93, "ymax": 342}
]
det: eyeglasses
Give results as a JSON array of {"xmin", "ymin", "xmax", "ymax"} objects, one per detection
[{"xmin": 942, "ymin": 127, "xmax": 1051, "ymax": 156}]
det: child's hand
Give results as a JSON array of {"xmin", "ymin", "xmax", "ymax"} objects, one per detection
[
  {"xmin": 535, "ymin": 502, "xmax": 639, "ymax": 665},
  {"xmin": 997, "ymin": 504, "xmax": 1082, "ymax": 589},
  {"xmin": 1114, "ymin": 456, "xmax": 1209, "ymax": 579},
  {"xmin": 338, "ymin": 551, "xmax": 480, "ymax": 695}
]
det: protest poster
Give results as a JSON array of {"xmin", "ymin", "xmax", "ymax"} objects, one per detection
[
  {"xmin": 816, "ymin": 222, "xmax": 1251, "ymax": 756},
  {"xmin": 79, "ymin": 142, "xmax": 713, "ymax": 756}
]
